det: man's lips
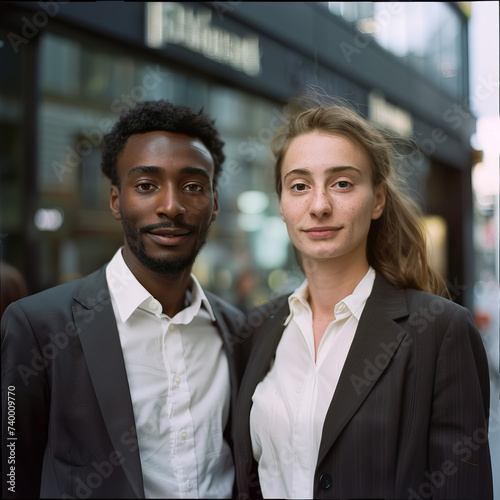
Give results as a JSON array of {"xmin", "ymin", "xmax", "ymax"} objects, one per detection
[
  {"xmin": 142, "ymin": 224, "xmax": 193, "ymax": 246},
  {"xmin": 148, "ymin": 228, "xmax": 190, "ymax": 237},
  {"xmin": 147, "ymin": 231, "xmax": 191, "ymax": 246},
  {"xmin": 303, "ymin": 226, "xmax": 342, "ymax": 238}
]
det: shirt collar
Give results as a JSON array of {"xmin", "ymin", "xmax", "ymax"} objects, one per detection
[
  {"xmin": 105, "ymin": 247, "xmax": 215, "ymax": 323},
  {"xmin": 284, "ymin": 266, "xmax": 376, "ymax": 326}
]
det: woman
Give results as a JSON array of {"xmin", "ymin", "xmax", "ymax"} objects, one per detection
[{"xmin": 234, "ymin": 101, "xmax": 492, "ymax": 499}]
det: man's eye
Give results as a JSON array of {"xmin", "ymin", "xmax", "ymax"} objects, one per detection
[
  {"xmin": 136, "ymin": 183, "xmax": 154, "ymax": 192},
  {"xmin": 185, "ymin": 184, "xmax": 203, "ymax": 192}
]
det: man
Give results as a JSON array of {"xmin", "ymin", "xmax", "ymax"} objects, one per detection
[{"xmin": 1, "ymin": 100, "xmax": 245, "ymax": 498}]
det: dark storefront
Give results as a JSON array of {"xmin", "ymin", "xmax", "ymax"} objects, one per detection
[{"xmin": 0, "ymin": 1, "xmax": 476, "ymax": 308}]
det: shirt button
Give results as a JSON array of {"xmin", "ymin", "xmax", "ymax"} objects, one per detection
[
  {"xmin": 181, "ymin": 430, "xmax": 188, "ymax": 440},
  {"xmin": 174, "ymin": 376, "xmax": 181, "ymax": 385},
  {"xmin": 149, "ymin": 300, "xmax": 159, "ymax": 311},
  {"xmin": 187, "ymin": 481, "xmax": 193, "ymax": 492}
]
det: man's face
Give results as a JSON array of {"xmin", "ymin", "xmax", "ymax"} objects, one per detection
[{"xmin": 110, "ymin": 131, "xmax": 219, "ymax": 276}]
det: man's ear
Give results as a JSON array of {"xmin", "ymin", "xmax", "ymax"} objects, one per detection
[
  {"xmin": 110, "ymin": 185, "xmax": 122, "ymax": 221},
  {"xmin": 211, "ymin": 188, "xmax": 220, "ymax": 222}
]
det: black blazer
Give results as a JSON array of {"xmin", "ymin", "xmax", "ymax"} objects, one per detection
[
  {"xmin": 234, "ymin": 274, "xmax": 493, "ymax": 499},
  {"xmin": 1, "ymin": 265, "xmax": 245, "ymax": 499}
]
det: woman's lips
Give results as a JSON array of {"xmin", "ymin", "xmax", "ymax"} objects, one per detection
[{"xmin": 303, "ymin": 227, "xmax": 342, "ymax": 239}]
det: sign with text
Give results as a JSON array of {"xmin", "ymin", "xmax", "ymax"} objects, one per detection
[{"xmin": 146, "ymin": 2, "xmax": 261, "ymax": 76}]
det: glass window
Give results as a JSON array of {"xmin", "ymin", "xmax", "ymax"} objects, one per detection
[
  {"xmin": 326, "ymin": 2, "xmax": 465, "ymax": 99},
  {"xmin": 0, "ymin": 27, "xmax": 26, "ymax": 272}
]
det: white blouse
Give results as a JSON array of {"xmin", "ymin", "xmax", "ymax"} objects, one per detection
[{"xmin": 250, "ymin": 268, "xmax": 376, "ymax": 498}]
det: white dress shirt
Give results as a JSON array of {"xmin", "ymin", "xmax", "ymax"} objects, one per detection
[
  {"xmin": 250, "ymin": 267, "xmax": 376, "ymax": 499},
  {"xmin": 106, "ymin": 248, "xmax": 234, "ymax": 498}
]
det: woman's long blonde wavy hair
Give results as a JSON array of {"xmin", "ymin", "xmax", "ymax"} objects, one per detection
[{"xmin": 271, "ymin": 96, "xmax": 449, "ymax": 297}]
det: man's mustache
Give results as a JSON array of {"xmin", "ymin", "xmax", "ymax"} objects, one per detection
[{"xmin": 140, "ymin": 221, "xmax": 197, "ymax": 233}]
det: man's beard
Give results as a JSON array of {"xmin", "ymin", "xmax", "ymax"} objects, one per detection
[{"xmin": 121, "ymin": 218, "xmax": 210, "ymax": 276}]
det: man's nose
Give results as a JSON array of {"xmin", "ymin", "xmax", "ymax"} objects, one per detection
[{"xmin": 155, "ymin": 185, "xmax": 186, "ymax": 219}]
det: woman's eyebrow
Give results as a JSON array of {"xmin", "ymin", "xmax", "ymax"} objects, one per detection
[{"xmin": 283, "ymin": 165, "xmax": 361, "ymax": 181}]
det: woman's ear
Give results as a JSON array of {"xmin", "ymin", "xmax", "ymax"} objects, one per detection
[{"xmin": 371, "ymin": 182, "xmax": 386, "ymax": 220}]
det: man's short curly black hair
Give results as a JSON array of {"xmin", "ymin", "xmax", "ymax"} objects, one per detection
[{"xmin": 101, "ymin": 99, "xmax": 225, "ymax": 186}]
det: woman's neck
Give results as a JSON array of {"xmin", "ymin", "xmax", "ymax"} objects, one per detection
[{"xmin": 303, "ymin": 256, "xmax": 370, "ymax": 317}]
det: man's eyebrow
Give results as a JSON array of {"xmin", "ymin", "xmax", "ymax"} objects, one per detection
[
  {"xmin": 126, "ymin": 165, "xmax": 211, "ymax": 181},
  {"xmin": 127, "ymin": 166, "xmax": 161, "ymax": 177},
  {"xmin": 283, "ymin": 166, "xmax": 361, "ymax": 181},
  {"xmin": 180, "ymin": 166, "xmax": 211, "ymax": 181}
]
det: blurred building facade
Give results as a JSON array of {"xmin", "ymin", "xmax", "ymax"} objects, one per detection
[{"xmin": 0, "ymin": 1, "xmax": 478, "ymax": 309}]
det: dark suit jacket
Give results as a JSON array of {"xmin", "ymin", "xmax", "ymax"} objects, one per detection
[
  {"xmin": 234, "ymin": 274, "xmax": 493, "ymax": 499},
  {"xmin": 1, "ymin": 265, "xmax": 245, "ymax": 499}
]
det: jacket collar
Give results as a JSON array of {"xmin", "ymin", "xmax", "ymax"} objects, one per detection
[
  {"xmin": 235, "ymin": 273, "xmax": 410, "ymax": 484},
  {"xmin": 72, "ymin": 266, "xmax": 240, "ymax": 499},
  {"xmin": 317, "ymin": 273, "xmax": 409, "ymax": 465},
  {"xmin": 72, "ymin": 266, "xmax": 145, "ymax": 498}
]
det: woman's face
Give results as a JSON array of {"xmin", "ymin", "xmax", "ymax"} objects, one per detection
[{"xmin": 279, "ymin": 132, "xmax": 386, "ymax": 269}]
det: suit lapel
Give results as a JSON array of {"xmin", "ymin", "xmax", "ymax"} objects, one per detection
[
  {"xmin": 240, "ymin": 298, "xmax": 290, "ymax": 399},
  {"xmin": 234, "ymin": 298, "xmax": 289, "ymax": 477},
  {"xmin": 208, "ymin": 298, "xmax": 240, "ymax": 418},
  {"xmin": 72, "ymin": 267, "xmax": 144, "ymax": 499},
  {"xmin": 317, "ymin": 275, "xmax": 409, "ymax": 466}
]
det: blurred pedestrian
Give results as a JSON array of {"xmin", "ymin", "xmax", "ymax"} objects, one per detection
[
  {"xmin": 0, "ymin": 260, "xmax": 28, "ymax": 319},
  {"xmin": 234, "ymin": 98, "xmax": 493, "ymax": 499},
  {"xmin": 2, "ymin": 100, "xmax": 245, "ymax": 498}
]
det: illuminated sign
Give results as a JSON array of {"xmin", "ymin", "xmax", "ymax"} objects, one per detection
[
  {"xmin": 369, "ymin": 90, "xmax": 413, "ymax": 136},
  {"xmin": 146, "ymin": 2, "xmax": 261, "ymax": 76}
]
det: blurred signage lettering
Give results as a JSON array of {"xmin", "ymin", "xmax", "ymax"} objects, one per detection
[
  {"xmin": 369, "ymin": 90, "xmax": 413, "ymax": 136},
  {"xmin": 146, "ymin": 2, "xmax": 261, "ymax": 76}
]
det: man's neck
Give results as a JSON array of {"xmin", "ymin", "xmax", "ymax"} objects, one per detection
[{"xmin": 122, "ymin": 248, "xmax": 193, "ymax": 318}]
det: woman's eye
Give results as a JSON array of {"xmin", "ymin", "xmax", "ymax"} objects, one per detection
[
  {"xmin": 291, "ymin": 183, "xmax": 308, "ymax": 192},
  {"xmin": 335, "ymin": 181, "xmax": 352, "ymax": 189}
]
